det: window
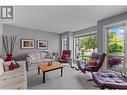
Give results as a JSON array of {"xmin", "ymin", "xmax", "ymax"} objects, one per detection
[
  {"xmin": 106, "ymin": 24, "xmax": 125, "ymax": 71},
  {"xmin": 75, "ymin": 34, "xmax": 97, "ymax": 60},
  {"xmin": 62, "ymin": 37, "xmax": 68, "ymax": 50}
]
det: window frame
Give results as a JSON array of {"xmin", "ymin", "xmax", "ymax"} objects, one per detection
[{"xmin": 103, "ymin": 20, "xmax": 127, "ymax": 71}]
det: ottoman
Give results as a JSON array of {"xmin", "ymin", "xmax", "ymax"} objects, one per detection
[{"xmin": 92, "ymin": 71, "xmax": 127, "ymax": 89}]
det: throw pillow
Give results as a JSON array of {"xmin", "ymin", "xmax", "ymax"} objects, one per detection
[
  {"xmin": 9, "ymin": 61, "xmax": 20, "ymax": 70},
  {"xmin": 0, "ymin": 58, "xmax": 4, "ymax": 76},
  {"xmin": 3, "ymin": 60, "xmax": 19, "ymax": 71},
  {"xmin": 3, "ymin": 60, "xmax": 17, "ymax": 71},
  {"xmin": 9, "ymin": 62, "xmax": 15, "ymax": 70},
  {"xmin": 15, "ymin": 63, "xmax": 20, "ymax": 68}
]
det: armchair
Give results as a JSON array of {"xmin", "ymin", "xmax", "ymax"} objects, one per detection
[
  {"xmin": 58, "ymin": 50, "xmax": 71, "ymax": 67},
  {"xmin": 76, "ymin": 52, "xmax": 107, "ymax": 73}
]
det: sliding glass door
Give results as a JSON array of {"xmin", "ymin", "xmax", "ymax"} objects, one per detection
[
  {"xmin": 75, "ymin": 34, "xmax": 97, "ymax": 61},
  {"xmin": 106, "ymin": 24, "xmax": 125, "ymax": 71}
]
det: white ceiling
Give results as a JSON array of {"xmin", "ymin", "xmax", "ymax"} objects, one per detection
[{"xmin": 9, "ymin": 6, "xmax": 127, "ymax": 33}]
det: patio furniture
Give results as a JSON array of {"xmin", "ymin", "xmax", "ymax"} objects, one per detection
[
  {"xmin": 108, "ymin": 57, "xmax": 122, "ymax": 67},
  {"xmin": 58, "ymin": 50, "xmax": 71, "ymax": 67},
  {"xmin": 92, "ymin": 71, "xmax": 127, "ymax": 89},
  {"xmin": 76, "ymin": 52, "xmax": 107, "ymax": 73}
]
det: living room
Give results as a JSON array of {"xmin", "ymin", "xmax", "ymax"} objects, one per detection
[{"xmin": 1, "ymin": 4, "xmax": 127, "ymax": 91}]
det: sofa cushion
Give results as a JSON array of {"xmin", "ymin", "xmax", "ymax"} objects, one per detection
[
  {"xmin": 32, "ymin": 59, "xmax": 43, "ymax": 64},
  {"xmin": 35, "ymin": 52, "xmax": 41, "ymax": 60},
  {"xmin": 40, "ymin": 51, "xmax": 47, "ymax": 60},
  {"xmin": 0, "ymin": 58, "xmax": 4, "ymax": 76}
]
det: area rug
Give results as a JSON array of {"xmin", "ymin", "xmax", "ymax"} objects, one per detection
[{"xmin": 27, "ymin": 66, "xmax": 99, "ymax": 89}]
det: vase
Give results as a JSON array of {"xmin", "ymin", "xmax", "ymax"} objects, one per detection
[{"xmin": 6, "ymin": 54, "xmax": 13, "ymax": 61}]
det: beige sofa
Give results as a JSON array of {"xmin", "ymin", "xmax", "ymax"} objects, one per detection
[
  {"xmin": 0, "ymin": 58, "xmax": 27, "ymax": 89},
  {"xmin": 26, "ymin": 51, "xmax": 54, "ymax": 71}
]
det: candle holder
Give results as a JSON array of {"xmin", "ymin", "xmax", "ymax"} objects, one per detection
[{"xmin": 47, "ymin": 61, "xmax": 52, "ymax": 66}]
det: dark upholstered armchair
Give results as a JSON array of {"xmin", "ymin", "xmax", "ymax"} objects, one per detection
[
  {"xmin": 76, "ymin": 52, "xmax": 107, "ymax": 73},
  {"xmin": 58, "ymin": 50, "xmax": 71, "ymax": 66}
]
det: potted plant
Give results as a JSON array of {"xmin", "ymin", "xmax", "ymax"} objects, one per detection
[{"xmin": 52, "ymin": 52, "xmax": 59, "ymax": 61}]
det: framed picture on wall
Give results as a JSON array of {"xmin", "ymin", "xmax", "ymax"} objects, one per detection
[
  {"xmin": 20, "ymin": 39, "xmax": 35, "ymax": 49},
  {"xmin": 37, "ymin": 40, "xmax": 48, "ymax": 50}
]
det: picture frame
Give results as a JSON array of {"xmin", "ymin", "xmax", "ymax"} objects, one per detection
[
  {"xmin": 37, "ymin": 40, "xmax": 48, "ymax": 50},
  {"xmin": 20, "ymin": 39, "xmax": 35, "ymax": 49}
]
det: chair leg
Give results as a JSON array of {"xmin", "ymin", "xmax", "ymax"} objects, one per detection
[
  {"xmin": 93, "ymin": 85, "xmax": 99, "ymax": 87},
  {"xmin": 71, "ymin": 66, "xmax": 79, "ymax": 71},
  {"xmin": 26, "ymin": 63, "xmax": 29, "ymax": 71},
  {"xmin": 87, "ymin": 79, "xmax": 93, "ymax": 81}
]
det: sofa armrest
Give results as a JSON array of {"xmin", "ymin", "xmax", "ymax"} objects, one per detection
[
  {"xmin": 26, "ymin": 56, "xmax": 32, "ymax": 71},
  {"xmin": 26, "ymin": 56, "xmax": 32, "ymax": 65},
  {"xmin": 0, "ymin": 63, "xmax": 27, "ymax": 88}
]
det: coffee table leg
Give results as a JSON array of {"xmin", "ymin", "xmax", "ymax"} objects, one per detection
[
  {"xmin": 38, "ymin": 67, "xmax": 40, "ymax": 74},
  {"xmin": 61, "ymin": 67, "xmax": 63, "ymax": 76},
  {"xmin": 43, "ymin": 72, "xmax": 45, "ymax": 83}
]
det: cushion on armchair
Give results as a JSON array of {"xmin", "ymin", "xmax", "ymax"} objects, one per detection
[
  {"xmin": 92, "ymin": 52, "xmax": 101, "ymax": 59},
  {"xmin": 62, "ymin": 54, "xmax": 69, "ymax": 60},
  {"xmin": 85, "ymin": 60, "xmax": 97, "ymax": 66}
]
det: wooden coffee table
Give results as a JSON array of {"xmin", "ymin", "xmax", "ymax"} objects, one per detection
[{"xmin": 38, "ymin": 62, "xmax": 63, "ymax": 83}]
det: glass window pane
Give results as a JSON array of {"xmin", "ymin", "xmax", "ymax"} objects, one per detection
[
  {"xmin": 75, "ymin": 34, "xmax": 97, "ymax": 60},
  {"xmin": 107, "ymin": 25, "xmax": 124, "ymax": 71}
]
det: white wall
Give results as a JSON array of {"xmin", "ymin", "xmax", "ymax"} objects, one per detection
[
  {"xmin": 3, "ymin": 24, "xmax": 60, "ymax": 60},
  {"xmin": 74, "ymin": 26, "xmax": 97, "ymax": 37}
]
